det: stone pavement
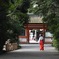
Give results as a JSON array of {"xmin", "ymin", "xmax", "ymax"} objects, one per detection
[
  {"xmin": 11, "ymin": 44, "xmax": 58, "ymax": 52},
  {"xmin": 0, "ymin": 44, "xmax": 59, "ymax": 59}
]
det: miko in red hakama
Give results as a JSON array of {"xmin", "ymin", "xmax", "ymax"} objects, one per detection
[
  {"xmin": 40, "ymin": 40, "xmax": 44, "ymax": 50},
  {"xmin": 38, "ymin": 35, "xmax": 44, "ymax": 50}
]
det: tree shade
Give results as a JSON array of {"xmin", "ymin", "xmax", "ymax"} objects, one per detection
[{"xmin": 0, "ymin": 0, "xmax": 31, "ymax": 53}]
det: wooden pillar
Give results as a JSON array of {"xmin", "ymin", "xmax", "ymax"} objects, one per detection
[
  {"xmin": 26, "ymin": 24, "xmax": 29, "ymax": 43},
  {"xmin": 42, "ymin": 23, "xmax": 45, "ymax": 43}
]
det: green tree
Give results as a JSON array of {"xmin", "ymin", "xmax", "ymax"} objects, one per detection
[
  {"xmin": 0, "ymin": 0, "xmax": 10, "ymax": 53},
  {"xmin": 29, "ymin": 0, "xmax": 59, "ymax": 50},
  {"xmin": 0, "ymin": 0, "xmax": 30, "ymax": 53},
  {"xmin": 7, "ymin": 0, "xmax": 30, "ymax": 43}
]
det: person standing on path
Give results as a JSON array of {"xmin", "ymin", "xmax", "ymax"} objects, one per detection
[{"xmin": 38, "ymin": 34, "xmax": 44, "ymax": 50}]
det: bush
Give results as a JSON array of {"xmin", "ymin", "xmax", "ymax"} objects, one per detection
[{"xmin": 53, "ymin": 39, "xmax": 59, "ymax": 51}]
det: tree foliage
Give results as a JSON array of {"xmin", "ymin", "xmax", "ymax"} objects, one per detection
[
  {"xmin": 0, "ymin": 0, "xmax": 10, "ymax": 53},
  {"xmin": 29, "ymin": 0, "xmax": 59, "ymax": 50},
  {"xmin": 0, "ymin": 0, "xmax": 30, "ymax": 53}
]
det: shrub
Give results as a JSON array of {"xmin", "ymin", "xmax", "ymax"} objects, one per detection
[{"xmin": 53, "ymin": 39, "xmax": 59, "ymax": 51}]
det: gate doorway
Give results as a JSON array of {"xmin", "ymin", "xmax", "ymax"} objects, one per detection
[
  {"xmin": 19, "ymin": 23, "xmax": 47, "ymax": 43},
  {"xmin": 29, "ymin": 29, "xmax": 44, "ymax": 43}
]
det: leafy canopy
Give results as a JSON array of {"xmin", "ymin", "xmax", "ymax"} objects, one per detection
[{"xmin": 29, "ymin": 0, "xmax": 59, "ymax": 50}]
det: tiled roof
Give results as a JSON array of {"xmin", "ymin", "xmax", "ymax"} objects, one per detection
[{"xmin": 29, "ymin": 15, "xmax": 43, "ymax": 23}]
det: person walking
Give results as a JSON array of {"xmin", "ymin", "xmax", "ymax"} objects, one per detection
[{"xmin": 38, "ymin": 34, "xmax": 44, "ymax": 50}]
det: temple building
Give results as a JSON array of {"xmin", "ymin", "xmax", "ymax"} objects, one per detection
[{"xmin": 19, "ymin": 14, "xmax": 53, "ymax": 44}]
